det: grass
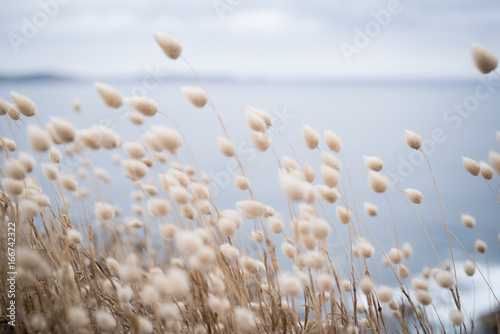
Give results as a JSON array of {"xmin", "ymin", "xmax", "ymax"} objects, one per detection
[{"xmin": 0, "ymin": 33, "xmax": 499, "ymax": 333}]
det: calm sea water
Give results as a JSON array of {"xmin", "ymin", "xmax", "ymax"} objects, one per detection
[{"xmin": 1, "ymin": 77, "xmax": 499, "ymax": 320}]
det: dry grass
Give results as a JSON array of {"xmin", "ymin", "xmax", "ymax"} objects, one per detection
[{"xmin": 0, "ymin": 35, "xmax": 499, "ymax": 334}]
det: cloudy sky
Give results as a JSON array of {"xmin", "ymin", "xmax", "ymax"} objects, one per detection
[{"xmin": 1, "ymin": 0, "xmax": 499, "ymax": 79}]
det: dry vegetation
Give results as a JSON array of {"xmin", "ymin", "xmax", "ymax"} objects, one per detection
[{"xmin": 0, "ymin": 32, "xmax": 499, "ymax": 333}]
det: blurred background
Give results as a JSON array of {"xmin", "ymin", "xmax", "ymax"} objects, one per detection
[{"xmin": 1, "ymin": 0, "xmax": 500, "ymax": 326}]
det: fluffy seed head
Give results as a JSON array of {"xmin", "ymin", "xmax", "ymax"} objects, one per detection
[
  {"xmin": 471, "ymin": 43, "xmax": 498, "ymax": 74},
  {"xmin": 95, "ymin": 82, "xmax": 122, "ymax": 108},
  {"xmin": 363, "ymin": 203, "xmax": 378, "ymax": 217},
  {"xmin": 181, "ymin": 86, "xmax": 207, "ymax": 108},
  {"xmin": 147, "ymin": 198, "xmax": 171, "ymax": 217},
  {"xmin": 369, "ymin": 171, "xmax": 389, "ymax": 193},
  {"xmin": 316, "ymin": 273, "xmax": 334, "ymax": 292},
  {"xmin": 279, "ymin": 273, "xmax": 302, "ymax": 295},
  {"xmin": 251, "ymin": 131, "xmax": 271, "ymax": 151},
  {"xmin": 60, "ymin": 173, "xmax": 77, "ymax": 191},
  {"xmin": 398, "ymin": 264, "xmax": 410, "ymax": 278},
  {"xmin": 95, "ymin": 202, "xmax": 115, "ymax": 220},
  {"xmin": 475, "ymin": 239, "xmax": 487, "ymax": 253},
  {"xmin": 175, "ymin": 230, "xmax": 202, "ymax": 256},
  {"xmin": 281, "ymin": 242, "xmax": 297, "ymax": 258},
  {"xmin": 151, "ymin": 126, "xmax": 182, "ymax": 154},
  {"xmin": 153, "ymin": 31, "xmax": 182, "ymax": 59},
  {"xmin": 95, "ymin": 310, "xmax": 116, "ymax": 331},
  {"xmin": 268, "ymin": 216, "xmax": 285, "ymax": 233},
  {"xmin": 246, "ymin": 106, "xmax": 272, "ymax": 128},
  {"xmin": 461, "ymin": 214, "xmax": 476, "ymax": 228},
  {"xmin": 405, "ymin": 188, "xmax": 423, "ymax": 204},
  {"xmin": 122, "ymin": 160, "xmax": 148, "ymax": 180},
  {"xmin": 123, "ymin": 142, "xmax": 146, "ymax": 160},
  {"xmin": 311, "ymin": 218, "xmax": 330, "ymax": 239},
  {"xmin": 126, "ymin": 96, "xmax": 158, "ymax": 117},
  {"xmin": 377, "ymin": 286, "xmax": 393, "ymax": 303},
  {"xmin": 304, "ymin": 162, "xmax": 315, "ymax": 182},
  {"xmin": 236, "ymin": 200, "xmax": 265, "ymax": 219},
  {"xmin": 321, "ymin": 165, "xmax": 340, "ymax": 188},
  {"xmin": 405, "ymin": 130, "xmax": 422, "ymax": 150},
  {"xmin": 436, "ymin": 271, "xmax": 455, "ymax": 288},
  {"xmin": 360, "ymin": 276, "xmax": 374, "ymax": 295},
  {"xmin": 402, "ymin": 242, "xmax": 413, "ymax": 258},
  {"xmin": 341, "ymin": 279, "xmax": 352, "ymax": 292},
  {"xmin": 27, "ymin": 125, "xmax": 51, "ymax": 151},
  {"xmin": 217, "ymin": 137, "xmax": 235, "ymax": 157},
  {"xmin": 246, "ymin": 108, "xmax": 267, "ymax": 132},
  {"xmin": 126, "ymin": 112, "xmax": 143, "ymax": 125},
  {"xmin": 302, "ymin": 124, "xmax": 320, "ymax": 149},
  {"xmin": 336, "ymin": 206, "xmax": 351, "ymax": 224},
  {"xmin": 479, "ymin": 161, "xmax": 494, "ymax": 179},
  {"xmin": 67, "ymin": 228, "xmax": 83, "ymax": 244},
  {"xmin": 19, "ymin": 199, "xmax": 40, "ymax": 218},
  {"xmin": 489, "ymin": 151, "xmax": 500, "ymax": 174},
  {"xmin": 42, "ymin": 163, "xmax": 58, "ymax": 180},
  {"xmin": 464, "ymin": 260, "xmax": 476, "ymax": 276},
  {"xmin": 388, "ymin": 248, "xmax": 403, "ymax": 264},
  {"xmin": 416, "ymin": 290, "xmax": 433, "ymax": 306},
  {"xmin": 18, "ymin": 152, "xmax": 35, "ymax": 173},
  {"xmin": 234, "ymin": 174, "xmax": 250, "ymax": 190},
  {"xmin": 462, "ymin": 157, "xmax": 480, "ymax": 176},
  {"xmin": 324, "ymin": 130, "xmax": 342, "ymax": 152},
  {"xmin": 49, "ymin": 117, "xmax": 76, "ymax": 143},
  {"xmin": 363, "ymin": 156, "xmax": 383, "ymax": 171},
  {"xmin": 316, "ymin": 185, "xmax": 340, "ymax": 204},
  {"xmin": 449, "ymin": 310, "xmax": 464, "ymax": 326},
  {"xmin": 10, "ymin": 91, "xmax": 37, "ymax": 116},
  {"xmin": 7, "ymin": 103, "xmax": 21, "ymax": 120},
  {"xmin": 5, "ymin": 159, "xmax": 26, "ymax": 180},
  {"xmin": 2, "ymin": 178, "xmax": 24, "ymax": 196},
  {"xmin": 48, "ymin": 146, "xmax": 62, "ymax": 163},
  {"xmin": 220, "ymin": 243, "xmax": 239, "ymax": 260},
  {"xmin": 412, "ymin": 278, "xmax": 429, "ymax": 291},
  {"xmin": 234, "ymin": 307, "xmax": 256, "ymax": 331},
  {"xmin": 0, "ymin": 96, "xmax": 8, "ymax": 115}
]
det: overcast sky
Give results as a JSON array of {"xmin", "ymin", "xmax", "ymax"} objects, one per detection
[{"xmin": 1, "ymin": 0, "xmax": 499, "ymax": 79}]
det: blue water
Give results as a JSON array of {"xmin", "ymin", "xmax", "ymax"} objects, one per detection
[{"xmin": 1, "ymin": 77, "xmax": 500, "ymax": 319}]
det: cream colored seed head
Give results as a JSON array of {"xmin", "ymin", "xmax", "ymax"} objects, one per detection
[
  {"xmin": 153, "ymin": 31, "xmax": 182, "ymax": 60},
  {"xmin": 363, "ymin": 156, "xmax": 383, "ymax": 171},
  {"xmin": 489, "ymin": 151, "xmax": 500, "ymax": 174},
  {"xmin": 11, "ymin": 91, "xmax": 37, "ymax": 117},
  {"xmin": 405, "ymin": 130, "xmax": 422, "ymax": 150},
  {"xmin": 302, "ymin": 124, "xmax": 320, "ymax": 149},
  {"xmin": 364, "ymin": 202, "xmax": 378, "ymax": 216},
  {"xmin": 471, "ymin": 43, "xmax": 498, "ymax": 74},
  {"xmin": 464, "ymin": 260, "xmax": 476, "ymax": 276},
  {"xmin": 461, "ymin": 214, "xmax": 476, "ymax": 228},
  {"xmin": 475, "ymin": 239, "xmax": 487, "ymax": 253},
  {"xmin": 217, "ymin": 137, "xmax": 235, "ymax": 157},
  {"xmin": 479, "ymin": 161, "xmax": 494, "ymax": 179},
  {"xmin": 368, "ymin": 171, "xmax": 389, "ymax": 193},
  {"xmin": 324, "ymin": 130, "xmax": 342, "ymax": 152},
  {"xmin": 181, "ymin": 86, "xmax": 207, "ymax": 108},
  {"xmin": 462, "ymin": 157, "xmax": 481, "ymax": 176},
  {"xmin": 126, "ymin": 96, "xmax": 158, "ymax": 117},
  {"xmin": 251, "ymin": 131, "xmax": 271, "ymax": 151},
  {"xmin": 94, "ymin": 82, "xmax": 122, "ymax": 108},
  {"xmin": 405, "ymin": 188, "xmax": 423, "ymax": 204}
]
